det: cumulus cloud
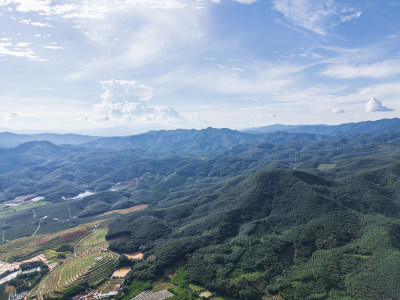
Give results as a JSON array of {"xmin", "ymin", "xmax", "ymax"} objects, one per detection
[
  {"xmin": 95, "ymin": 79, "xmax": 182, "ymax": 122},
  {"xmin": 272, "ymin": 0, "xmax": 362, "ymax": 35},
  {"xmin": 365, "ymin": 98, "xmax": 394, "ymax": 112},
  {"xmin": 94, "ymin": 101, "xmax": 182, "ymax": 122},
  {"xmin": 331, "ymin": 108, "xmax": 344, "ymax": 114},
  {"xmin": 100, "ymin": 79, "xmax": 154, "ymax": 103}
]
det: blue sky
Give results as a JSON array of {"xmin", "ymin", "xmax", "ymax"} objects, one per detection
[{"xmin": 0, "ymin": 0, "xmax": 399, "ymax": 135}]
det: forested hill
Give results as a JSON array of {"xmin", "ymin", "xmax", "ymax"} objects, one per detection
[
  {"xmin": 107, "ymin": 167, "xmax": 400, "ymax": 299},
  {"xmin": 1, "ymin": 118, "xmax": 400, "ymax": 299},
  {"xmin": 80, "ymin": 127, "xmax": 266, "ymax": 153},
  {"xmin": 0, "ymin": 127, "xmax": 329, "ymax": 154},
  {"xmin": 246, "ymin": 117, "xmax": 400, "ymax": 136},
  {"xmin": 2, "ymin": 117, "xmax": 400, "ymax": 152}
]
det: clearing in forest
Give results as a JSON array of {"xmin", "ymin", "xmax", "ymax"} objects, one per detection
[
  {"xmin": 102, "ymin": 204, "xmax": 148, "ymax": 216},
  {"xmin": 112, "ymin": 267, "xmax": 131, "ymax": 278},
  {"xmin": 123, "ymin": 252, "xmax": 144, "ymax": 260}
]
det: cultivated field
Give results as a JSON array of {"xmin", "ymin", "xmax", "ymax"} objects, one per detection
[
  {"xmin": 28, "ymin": 228, "xmax": 119, "ymax": 299},
  {"xmin": 0, "ymin": 224, "xmax": 93, "ymax": 263}
]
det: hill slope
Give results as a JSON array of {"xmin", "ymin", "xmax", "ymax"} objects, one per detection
[{"xmin": 107, "ymin": 167, "xmax": 400, "ymax": 299}]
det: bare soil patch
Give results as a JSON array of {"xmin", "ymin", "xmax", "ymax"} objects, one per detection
[
  {"xmin": 112, "ymin": 267, "xmax": 131, "ymax": 278},
  {"xmin": 112, "ymin": 178, "xmax": 139, "ymax": 191},
  {"xmin": 123, "ymin": 252, "xmax": 144, "ymax": 260},
  {"xmin": 102, "ymin": 204, "xmax": 148, "ymax": 216}
]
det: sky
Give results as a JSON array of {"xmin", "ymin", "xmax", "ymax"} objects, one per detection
[{"xmin": 0, "ymin": 0, "xmax": 400, "ymax": 135}]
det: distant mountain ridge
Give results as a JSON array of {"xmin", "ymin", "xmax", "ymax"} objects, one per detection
[
  {"xmin": 2, "ymin": 118, "xmax": 400, "ymax": 152},
  {"xmin": 80, "ymin": 127, "xmax": 263, "ymax": 154},
  {"xmin": 245, "ymin": 118, "xmax": 400, "ymax": 136},
  {"xmin": 0, "ymin": 132, "xmax": 99, "ymax": 148}
]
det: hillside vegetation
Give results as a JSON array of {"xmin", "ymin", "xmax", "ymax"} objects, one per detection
[{"xmin": 0, "ymin": 119, "xmax": 400, "ymax": 299}]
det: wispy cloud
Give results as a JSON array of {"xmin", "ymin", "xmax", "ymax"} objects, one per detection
[
  {"xmin": 340, "ymin": 11, "xmax": 361, "ymax": 22},
  {"xmin": 2, "ymin": 0, "xmax": 52, "ymax": 13},
  {"xmin": 272, "ymin": 0, "xmax": 362, "ymax": 35},
  {"xmin": 0, "ymin": 41, "xmax": 44, "ymax": 60},
  {"xmin": 155, "ymin": 59, "xmax": 317, "ymax": 97},
  {"xmin": 1, "ymin": 0, "xmax": 206, "ymax": 70},
  {"xmin": 43, "ymin": 45, "xmax": 64, "ymax": 50},
  {"xmin": 20, "ymin": 19, "xmax": 52, "ymax": 27},
  {"xmin": 233, "ymin": 0, "xmax": 258, "ymax": 4},
  {"xmin": 322, "ymin": 59, "xmax": 400, "ymax": 79}
]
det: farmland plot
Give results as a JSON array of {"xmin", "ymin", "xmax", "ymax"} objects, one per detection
[{"xmin": 28, "ymin": 228, "xmax": 119, "ymax": 299}]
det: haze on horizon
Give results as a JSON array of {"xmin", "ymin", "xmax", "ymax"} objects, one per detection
[{"xmin": 0, "ymin": 0, "xmax": 399, "ymax": 135}]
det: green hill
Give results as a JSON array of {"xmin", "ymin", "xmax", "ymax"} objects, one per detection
[{"xmin": 107, "ymin": 167, "xmax": 400, "ymax": 299}]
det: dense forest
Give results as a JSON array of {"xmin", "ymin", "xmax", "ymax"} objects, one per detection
[{"xmin": 0, "ymin": 119, "xmax": 400, "ymax": 299}]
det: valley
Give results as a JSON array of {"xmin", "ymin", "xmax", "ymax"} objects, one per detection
[{"xmin": 0, "ymin": 119, "xmax": 400, "ymax": 299}]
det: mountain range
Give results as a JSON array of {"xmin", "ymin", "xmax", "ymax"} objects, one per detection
[
  {"xmin": 245, "ymin": 118, "xmax": 400, "ymax": 136},
  {"xmin": 2, "ymin": 118, "xmax": 400, "ymax": 151},
  {"xmin": 1, "ymin": 118, "xmax": 400, "ymax": 299}
]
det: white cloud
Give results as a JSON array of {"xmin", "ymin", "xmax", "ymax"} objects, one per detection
[
  {"xmin": 95, "ymin": 79, "xmax": 182, "ymax": 122},
  {"xmin": 233, "ymin": 0, "xmax": 258, "ymax": 4},
  {"xmin": 43, "ymin": 45, "xmax": 64, "ymax": 50},
  {"xmin": 155, "ymin": 59, "xmax": 316, "ymax": 97},
  {"xmin": 15, "ymin": 42, "xmax": 30, "ymax": 47},
  {"xmin": 20, "ymin": 19, "xmax": 51, "ymax": 27},
  {"xmin": 0, "ymin": 41, "xmax": 44, "ymax": 60},
  {"xmin": 340, "ymin": 11, "xmax": 361, "ymax": 22},
  {"xmin": 1, "ymin": 0, "xmax": 52, "ymax": 13},
  {"xmin": 94, "ymin": 101, "xmax": 182, "ymax": 121},
  {"xmin": 100, "ymin": 79, "xmax": 154, "ymax": 103},
  {"xmin": 365, "ymin": 98, "xmax": 394, "ymax": 112},
  {"xmin": 0, "ymin": 0, "xmax": 186, "ymax": 17},
  {"xmin": 322, "ymin": 59, "xmax": 400, "ymax": 79},
  {"xmin": 331, "ymin": 108, "xmax": 344, "ymax": 113},
  {"xmin": 0, "ymin": 0, "xmax": 206, "ymax": 70},
  {"xmin": 272, "ymin": 0, "xmax": 362, "ymax": 35}
]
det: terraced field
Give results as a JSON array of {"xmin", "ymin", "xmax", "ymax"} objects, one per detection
[
  {"xmin": 28, "ymin": 228, "xmax": 119, "ymax": 299},
  {"xmin": 0, "ymin": 224, "xmax": 93, "ymax": 263}
]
